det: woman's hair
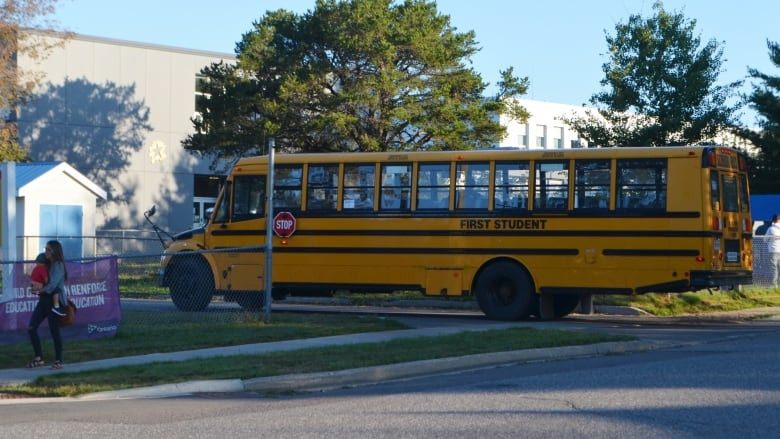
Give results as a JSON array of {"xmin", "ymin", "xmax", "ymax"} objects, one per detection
[{"xmin": 46, "ymin": 240, "xmax": 68, "ymax": 281}]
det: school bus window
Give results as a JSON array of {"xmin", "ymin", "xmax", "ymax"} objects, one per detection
[
  {"xmin": 232, "ymin": 175, "xmax": 266, "ymax": 221},
  {"xmin": 273, "ymin": 165, "xmax": 302, "ymax": 212},
  {"xmin": 739, "ymin": 174, "xmax": 750, "ymax": 213},
  {"xmin": 380, "ymin": 164, "xmax": 412, "ymax": 210},
  {"xmin": 343, "ymin": 164, "xmax": 375, "ymax": 210},
  {"xmin": 616, "ymin": 158, "xmax": 666, "ymax": 210},
  {"xmin": 213, "ymin": 181, "xmax": 231, "ymax": 223},
  {"xmin": 456, "ymin": 162, "xmax": 489, "ymax": 209},
  {"xmin": 534, "ymin": 161, "xmax": 569, "ymax": 210},
  {"xmin": 307, "ymin": 164, "xmax": 339, "ymax": 211},
  {"xmin": 710, "ymin": 171, "xmax": 720, "ymax": 211},
  {"xmin": 574, "ymin": 160, "xmax": 610, "ymax": 209},
  {"xmin": 494, "ymin": 162, "xmax": 529, "ymax": 210},
  {"xmin": 721, "ymin": 174, "xmax": 738, "ymax": 212},
  {"xmin": 417, "ymin": 163, "xmax": 451, "ymax": 209}
]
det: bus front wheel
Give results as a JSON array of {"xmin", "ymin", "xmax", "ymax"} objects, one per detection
[
  {"xmin": 475, "ymin": 261, "xmax": 534, "ymax": 321},
  {"xmin": 168, "ymin": 255, "xmax": 214, "ymax": 311},
  {"xmin": 236, "ymin": 293, "xmax": 265, "ymax": 311}
]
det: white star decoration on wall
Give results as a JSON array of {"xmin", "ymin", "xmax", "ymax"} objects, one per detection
[{"xmin": 149, "ymin": 140, "xmax": 167, "ymax": 163}]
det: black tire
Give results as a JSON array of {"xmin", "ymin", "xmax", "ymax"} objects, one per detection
[
  {"xmin": 474, "ymin": 261, "xmax": 534, "ymax": 321},
  {"xmin": 236, "ymin": 293, "xmax": 265, "ymax": 311},
  {"xmin": 553, "ymin": 294, "xmax": 580, "ymax": 318},
  {"xmin": 167, "ymin": 254, "xmax": 214, "ymax": 311}
]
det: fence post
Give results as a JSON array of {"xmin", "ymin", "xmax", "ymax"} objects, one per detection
[{"xmin": 264, "ymin": 140, "xmax": 275, "ymax": 322}]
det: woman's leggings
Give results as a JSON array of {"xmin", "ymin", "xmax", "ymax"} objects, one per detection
[{"xmin": 28, "ymin": 294, "xmax": 63, "ymax": 362}]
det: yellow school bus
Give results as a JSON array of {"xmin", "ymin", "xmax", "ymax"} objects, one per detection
[{"xmin": 157, "ymin": 146, "xmax": 752, "ymax": 320}]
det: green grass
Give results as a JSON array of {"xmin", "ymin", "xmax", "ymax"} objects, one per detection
[
  {"xmin": 595, "ymin": 286, "xmax": 780, "ymax": 316},
  {"xmin": 2, "ymin": 327, "xmax": 631, "ymax": 397},
  {"xmin": 118, "ymin": 261, "xmax": 168, "ymax": 297},
  {"xmin": 0, "ymin": 311, "xmax": 408, "ymax": 370}
]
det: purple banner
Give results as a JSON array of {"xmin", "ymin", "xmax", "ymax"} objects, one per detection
[{"xmin": 0, "ymin": 256, "xmax": 121, "ymax": 344}]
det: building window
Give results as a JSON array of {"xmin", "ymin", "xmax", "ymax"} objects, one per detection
[
  {"xmin": 518, "ymin": 124, "xmax": 529, "ymax": 148},
  {"xmin": 194, "ymin": 74, "xmax": 210, "ymax": 130},
  {"xmin": 553, "ymin": 126, "xmax": 564, "ymax": 149},
  {"xmin": 193, "ymin": 174, "xmax": 222, "ymax": 226},
  {"xmin": 535, "ymin": 124, "xmax": 547, "ymax": 148}
]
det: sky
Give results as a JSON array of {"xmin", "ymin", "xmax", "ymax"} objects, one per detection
[{"xmin": 50, "ymin": 0, "xmax": 779, "ymax": 125}]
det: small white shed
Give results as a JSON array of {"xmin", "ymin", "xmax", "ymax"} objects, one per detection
[{"xmin": 14, "ymin": 162, "xmax": 107, "ymax": 260}]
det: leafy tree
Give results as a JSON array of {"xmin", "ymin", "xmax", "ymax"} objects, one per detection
[
  {"xmin": 741, "ymin": 40, "xmax": 780, "ymax": 194},
  {"xmin": 184, "ymin": 0, "xmax": 528, "ymax": 164},
  {"xmin": 565, "ymin": 1, "xmax": 740, "ymax": 147},
  {"xmin": 0, "ymin": 0, "xmax": 70, "ymax": 161}
]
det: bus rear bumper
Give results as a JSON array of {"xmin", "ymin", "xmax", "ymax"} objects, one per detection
[{"xmin": 689, "ymin": 270, "xmax": 753, "ymax": 289}]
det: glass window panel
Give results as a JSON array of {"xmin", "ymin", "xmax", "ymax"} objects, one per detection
[
  {"xmin": 343, "ymin": 164, "xmax": 376, "ymax": 210},
  {"xmin": 534, "ymin": 161, "xmax": 569, "ymax": 210},
  {"xmin": 380, "ymin": 164, "xmax": 412, "ymax": 210},
  {"xmin": 574, "ymin": 160, "xmax": 611, "ymax": 209},
  {"xmin": 273, "ymin": 166, "xmax": 302, "ymax": 211},
  {"xmin": 307, "ymin": 165, "xmax": 339, "ymax": 211},
  {"xmin": 417, "ymin": 163, "xmax": 451, "ymax": 209},
  {"xmin": 616, "ymin": 159, "xmax": 667, "ymax": 210},
  {"xmin": 494, "ymin": 162, "xmax": 529, "ymax": 210},
  {"xmin": 455, "ymin": 162, "xmax": 490, "ymax": 210}
]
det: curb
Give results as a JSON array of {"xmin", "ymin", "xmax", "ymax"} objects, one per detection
[
  {"xmin": 67, "ymin": 339, "xmax": 667, "ymax": 401},
  {"xmin": 280, "ymin": 296, "xmax": 649, "ymax": 315}
]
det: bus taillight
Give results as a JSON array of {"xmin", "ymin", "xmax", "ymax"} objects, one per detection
[
  {"xmin": 744, "ymin": 219, "xmax": 751, "ymax": 232},
  {"xmin": 696, "ymin": 256, "xmax": 705, "ymax": 262},
  {"xmin": 712, "ymin": 217, "xmax": 721, "ymax": 231},
  {"xmin": 703, "ymin": 150, "xmax": 717, "ymax": 167}
]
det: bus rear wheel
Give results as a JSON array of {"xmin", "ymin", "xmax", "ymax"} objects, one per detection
[
  {"xmin": 168, "ymin": 255, "xmax": 214, "ymax": 311},
  {"xmin": 553, "ymin": 294, "xmax": 580, "ymax": 318},
  {"xmin": 475, "ymin": 261, "xmax": 534, "ymax": 321}
]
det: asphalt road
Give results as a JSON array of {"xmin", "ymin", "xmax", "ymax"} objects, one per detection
[{"xmin": 1, "ymin": 313, "xmax": 779, "ymax": 438}]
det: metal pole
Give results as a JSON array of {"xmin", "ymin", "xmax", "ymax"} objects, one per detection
[
  {"xmin": 263, "ymin": 139, "xmax": 275, "ymax": 322},
  {"xmin": 1, "ymin": 162, "xmax": 17, "ymax": 303}
]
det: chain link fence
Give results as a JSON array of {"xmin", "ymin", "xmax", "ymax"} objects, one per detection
[{"xmin": 752, "ymin": 236, "xmax": 777, "ymax": 287}]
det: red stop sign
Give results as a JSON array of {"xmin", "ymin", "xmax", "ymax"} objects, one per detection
[{"xmin": 272, "ymin": 211, "xmax": 296, "ymax": 238}]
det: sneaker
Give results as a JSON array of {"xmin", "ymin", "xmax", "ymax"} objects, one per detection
[{"xmin": 51, "ymin": 306, "xmax": 65, "ymax": 317}]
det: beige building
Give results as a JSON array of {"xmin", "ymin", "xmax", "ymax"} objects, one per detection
[{"xmin": 17, "ymin": 33, "xmax": 234, "ymax": 234}]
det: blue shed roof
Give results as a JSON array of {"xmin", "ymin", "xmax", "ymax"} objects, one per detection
[
  {"xmin": 751, "ymin": 194, "xmax": 780, "ymax": 222},
  {"xmin": 14, "ymin": 162, "xmax": 60, "ymax": 190}
]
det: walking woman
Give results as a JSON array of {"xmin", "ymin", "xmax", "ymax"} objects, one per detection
[{"xmin": 27, "ymin": 240, "xmax": 69, "ymax": 370}]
